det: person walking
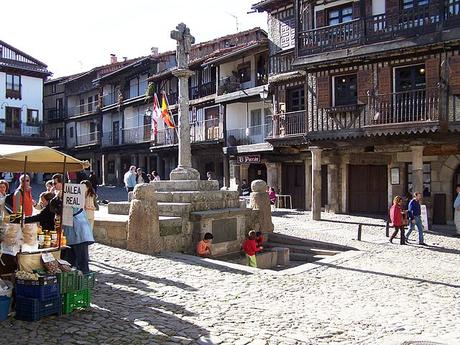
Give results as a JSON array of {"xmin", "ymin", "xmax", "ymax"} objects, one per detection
[
  {"xmin": 405, "ymin": 192, "xmax": 427, "ymax": 245},
  {"xmin": 2, "ymin": 172, "xmax": 13, "ymax": 193},
  {"xmin": 389, "ymin": 196, "xmax": 406, "ymax": 245},
  {"xmin": 454, "ymin": 184, "xmax": 460, "ymax": 236},
  {"xmin": 123, "ymin": 166, "xmax": 137, "ymax": 193}
]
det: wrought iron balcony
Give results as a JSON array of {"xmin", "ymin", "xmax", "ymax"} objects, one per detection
[
  {"xmin": 189, "ymin": 81, "xmax": 216, "ymax": 100},
  {"xmin": 76, "ymin": 131, "xmax": 100, "ymax": 146},
  {"xmin": 227, "ymin": 123, "xmax": 272, "ymax": 146},
  {"xmin": 47, "ymin": 108, "xmax": 64, "ymax": 122}
]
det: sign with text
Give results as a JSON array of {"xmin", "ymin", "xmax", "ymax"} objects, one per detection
[
  {"xmin": 63, "ymin": 184, "xmax": 86, "ymax": 208},
  {"xmin": 421, "ymin": 205, "xmax": 429, "ymax": 231},
  {"xmin": 62, "ymin": 184, "xmax": 87, "ymax": 227},
  {"xmin": 237, "ymin": 155, "xmax": 261, "ymax": 164}
]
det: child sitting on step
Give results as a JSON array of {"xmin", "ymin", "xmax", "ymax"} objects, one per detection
[{"xmin": 242, "ymin": 230, "xmax": 263, "ymax": 268}]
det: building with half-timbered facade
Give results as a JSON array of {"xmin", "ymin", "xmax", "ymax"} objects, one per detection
[{"xmin": 251, "ymin": 0, "xmax": 460, "ymax": 226}]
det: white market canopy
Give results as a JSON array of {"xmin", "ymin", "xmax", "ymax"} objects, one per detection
[{"xmin": 0, "ymin": 144, "xmax": 90, "ymax": 173}]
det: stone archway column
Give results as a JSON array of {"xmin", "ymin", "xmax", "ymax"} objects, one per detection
[
  {"xmin": 266, "ymin": 162, "xmax": 280, "ymax": 192},
  {"xmin": 327, "ymin": 163, "xmax": 339, "ymax": 213},
  {"xmin": 411, "ymin": 145, "xmax": 424, "ymax": 194},
  {"xmin": 311, "ymin": 147, "xmax": 322, "ymax": 220}
]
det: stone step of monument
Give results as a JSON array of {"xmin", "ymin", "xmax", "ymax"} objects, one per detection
[
  {"xmin": 159, "ymin": 216, "xmax": 183, "ymax": 237},
  {"xmin": 266, "ymin": 232, "xmax": 354, "ymax": 252},
  {"xmin": 155, "ymin": 190, "xmax": 240, "ymax": 204},
  {"xmin": 152, "ymin": 180, "xmax": 220, "ymax": 192},
  {"xmin": 108, "ymin": 201, "xmax": 130, "ymax": 215},
  {"xmin": 158, "ymin": 202, "xmax": 191, "ymax": 217},
  {"xmin": 264, "ymin": 242, "xmax": 341, "ymax": 256}
]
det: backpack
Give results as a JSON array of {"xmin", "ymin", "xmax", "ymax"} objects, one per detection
[{"xmin": 4, "ymin": 193, "xmax": 14, "ymax": 214}]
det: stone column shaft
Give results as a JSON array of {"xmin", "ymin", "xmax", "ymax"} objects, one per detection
[
  {"xmin": 240, "ymin": 164, "xmax": 250, "ymax": 183},
  {"xmin": 411, "ymin": 145, "xmax": 424, "ymax": 194},
  {"xmin": 266, "ymin": 162, "xmax": 280, "ymax": 192},
  {"xmin": 311, "ymin": 148, "xmax": 322, "ymax": 220},
  {"xmin": 327, "ymin": 164, "xmax": 338, "ymax": 213},
  {"xmin": 304, "ymin": 159, "xmax": 312, "ymax": 210}
]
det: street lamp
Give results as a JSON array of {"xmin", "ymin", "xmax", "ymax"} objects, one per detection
[
  {"xmin": 145, "ymin": 108, "xmax": 152, "ymax": 117},
  {"xmin": 259, "ymin": 87, "xmax": 269, "ymax": 101}
]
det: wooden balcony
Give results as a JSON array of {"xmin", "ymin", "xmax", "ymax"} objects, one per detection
[
  {"xmin": 267, "ymin": 87, "xmax": 452, "ymax": 140},
  {"xmin": 297, "ymin": 1, "xmax": 460, "ymax": 57}
]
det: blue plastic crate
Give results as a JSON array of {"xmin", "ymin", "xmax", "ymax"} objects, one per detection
[
  {"xmin": 0, "ymin": 296, "xmax": 11, "ymax": 321},
  {"xmin": 15, "ymin": 295, "xmax": 61, "ymax": 321},
  {"xmin": 16, "ymin": 281, "xmax": 59, "ymax": 301}
]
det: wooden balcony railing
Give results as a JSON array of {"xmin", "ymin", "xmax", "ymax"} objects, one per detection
[
  {"xmin": 297, "ymin": 1, "xmax": 460, "ymax": 57},
  {"xmin": 267, "ymin": 88, "xmax": 445, "ymax": 138},
  {"xmin": 269, "ymin": 51, "xmax": 296, "ymax": 75}
]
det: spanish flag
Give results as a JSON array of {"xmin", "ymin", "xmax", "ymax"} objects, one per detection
[{"xmin": 161, "ymin": 93, "xmax": 175, "ymax": 129}]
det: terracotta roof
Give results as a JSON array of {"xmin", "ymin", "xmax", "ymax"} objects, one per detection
[{"xmin": 251, "ymin": 0, "xmax": 290, "ymax": 12}]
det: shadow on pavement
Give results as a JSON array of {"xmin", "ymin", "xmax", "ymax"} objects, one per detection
[{"xmin": 314, "ymin": 261, "xmax": 460, "ymax": 289}]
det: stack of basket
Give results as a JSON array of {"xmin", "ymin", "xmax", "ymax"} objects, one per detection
[
  {"xmin": 58, "ymin": 271, "xmax": 96, "ymax": 315},
  {"xmin": 15, "ymin": 275, "xmax": 61, "ymax": 321}
]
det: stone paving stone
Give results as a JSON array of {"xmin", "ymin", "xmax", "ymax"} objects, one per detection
[{"xmin": 1, "ymin": 211, "xmax": 460, "ymax": 344}]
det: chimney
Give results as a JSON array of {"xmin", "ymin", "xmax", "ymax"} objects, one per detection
[
  {"xmin": 110, "ymin": 54, "xmax": 117, "ymax": 64},
  {"xmin": 150, "ymin": 47, "xmax": 159, "ymax": 57},
  {"xmin": 123, "ymin": 56, "xmax": 128, "ymax": 62}
]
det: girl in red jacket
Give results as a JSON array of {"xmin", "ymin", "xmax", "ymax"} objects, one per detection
[
  {"xmin": 242, "ymin": 230, "xmax": 263, "ymax": 268},
  {"xmin": 389, "ymin": 196, "xmax": 406, "ymax": 245}
]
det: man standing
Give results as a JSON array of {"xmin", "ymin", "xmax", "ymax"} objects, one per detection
[
  {"xmin": 405, "ymin": 192, "xmax": 427, "ymax": 245},
  {"xmin": 123, "ymin": 166, "xmax": 137, "ymax": 193},
  {"xmin": 454, "ymin": 184, "xmax": 460, "ymax": 236}
]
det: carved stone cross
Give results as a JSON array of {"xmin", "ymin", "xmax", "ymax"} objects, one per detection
[{"xmin": 171, "ymin": 23, "xmax": 195, "ymax": 69}]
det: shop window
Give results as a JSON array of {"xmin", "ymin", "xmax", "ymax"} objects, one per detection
[
  {"xmin": 334, "ymin": 74, "xmax": 357, "ymax": 106},
  {"xmin": 287, "ymin": 87, "xmax": 305, "ymax": 111},
  {"xmin": 407, "ymin": 162, "xmax": 431, "ymax": 197},
  {"xmin": 328, "ymin": 4, "xmax": 353, "ymax": 26}
]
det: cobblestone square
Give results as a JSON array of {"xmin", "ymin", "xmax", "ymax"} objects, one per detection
[{"xmin": 2, "ymin": 210, "xmax": 459, "ymax": 345}]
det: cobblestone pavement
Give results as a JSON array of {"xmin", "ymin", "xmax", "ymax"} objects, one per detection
[{"xmin": 1, "ymin": 211, "xmax": 459, "ymax": 345}]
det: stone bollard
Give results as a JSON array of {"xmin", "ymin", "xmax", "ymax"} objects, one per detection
[
  {"xmin": 127, "ymin": 183, "xmax": 161, "ymax": 254},
  {"xmin": 250, "ymin": 180, "xmax": 274, "ymax": 233}
]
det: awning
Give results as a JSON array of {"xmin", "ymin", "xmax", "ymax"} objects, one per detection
[{"xmin": 0, "ymin": 144, "xmax": 90, "ymax": 173}]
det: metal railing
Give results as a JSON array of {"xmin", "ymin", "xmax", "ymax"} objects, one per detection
[
  {"xmin": 76, "ymin": 131, "xmax": 100, "ymax": 146},
  {"xmin": 218, "ymin": 77, "xmax": 242, "ymax": 95},
  {"xmin": 48, "ymin": 137, "xmax": 65, "ymax": 148},
  {"xmin": 123, "ymin": 125, "xmax": 152, "ymax": 144},
  {"xmin": 191, "ymin": 118, "xmax": 222, "ymax": 142},
  {"xmin": 227, "ymin": 123, "xmax": 272, "ymax": 146},
  {"xmin": 297, "ymin": 1, "xmax": 460, "ymax": 56},
  {"xmin": 152, "ymin": 128, "xmax": 178, "ymax": 146},
  {"xmin": 68, "ymin": 100, "xmax": 100, "ymax": 117},
  {"xmin": 189, "ymin": 81, "xmax": 216, "ymax": 100},
  {"xmin": 47, "ymin": 108, "xmax": 64, "ymax": 121}
]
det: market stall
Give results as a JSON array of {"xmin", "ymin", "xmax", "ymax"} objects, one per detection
[{"xmin": 0, "ymin": 144, "xmax": 95, "ymax": 321}]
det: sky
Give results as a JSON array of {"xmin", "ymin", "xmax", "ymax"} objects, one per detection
[{"xmin": 2, "ymin": 0, "xmax": 267, "ymax": 78}]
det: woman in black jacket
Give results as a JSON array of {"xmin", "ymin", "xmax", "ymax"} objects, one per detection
[{"xmin": 25, "ymin": 192, "xmax": 56, "ymax": 230}]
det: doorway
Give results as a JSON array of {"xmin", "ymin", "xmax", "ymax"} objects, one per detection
[
  {"xmin": 248, "ymin": 164, "xmax": 267, "ymax": 185},
  {"xmin": 282, "ymin": 163, "xmax": 305, "ymax": 209}
]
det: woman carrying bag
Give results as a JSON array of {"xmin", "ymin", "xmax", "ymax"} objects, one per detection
[{"xmin": 389, "ymin": 196, "xmax": 407, "ymax": 245}]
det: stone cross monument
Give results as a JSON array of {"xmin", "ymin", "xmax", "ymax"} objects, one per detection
[{"xmin": 169, "ymin": 23, "xmax": 200, "ymax": 180}]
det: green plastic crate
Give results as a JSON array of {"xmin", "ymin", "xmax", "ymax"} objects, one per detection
[
  {"xmin": 78, "ymin": 272, "xmax": 96, "ymax": 290},
  {"xmin": 57, "ymin": 271, "xmax": 79, "ymax": 294},
  {"xmin": 61, "ymin": 288, "xmax": 91, "ymax": 314}
]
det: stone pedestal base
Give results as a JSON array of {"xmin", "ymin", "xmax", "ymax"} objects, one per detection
[{"xmin": 170, "ymin": 166, "xmax": 200, "ymax": 180}]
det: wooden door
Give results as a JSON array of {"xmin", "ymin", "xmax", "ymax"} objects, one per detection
[
  {"xmin": 348, "ymin": 165, "xmax": 388, "ymax": 214},
  {"xmin": 282, "ymin": 163, "xmax": 306, "ymax": 209}
]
